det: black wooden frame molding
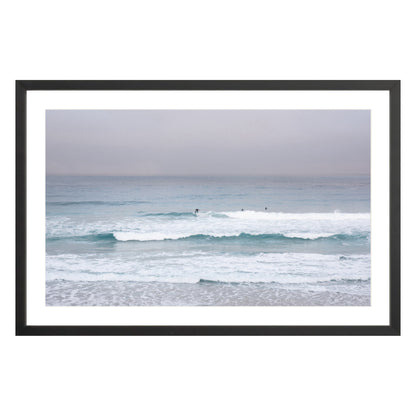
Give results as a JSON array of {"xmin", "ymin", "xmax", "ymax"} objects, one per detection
[{"xmin": 16, "ymin": 80, "xmax": 400, "ymax": 336}]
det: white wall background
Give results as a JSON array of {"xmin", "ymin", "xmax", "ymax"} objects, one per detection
[{"xmin": 1, "ymin": 1, "xmax": 413, "ymax": 415}]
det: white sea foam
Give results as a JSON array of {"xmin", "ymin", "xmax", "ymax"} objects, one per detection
[
  {"xmin": 46, "ymin": 251, "xmax": 370, "ymax": 284},
  {"xmin": 221, "ymin": 210, "xmax": 370, "ymax": 221},
  {"xmin": 113, "ymin": 231, "xmax": 190, "ymax": 241},
  {"xmin": 112, "ymin": 231, "xmax": 343, "ymax": 241},
  {"xmin": 47, "ymin": 210, "xmax": 371, "ymax": 242}
]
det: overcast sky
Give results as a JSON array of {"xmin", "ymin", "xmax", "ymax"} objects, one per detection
[{"xmin": 46, "ymin": 110, "xmax": 370, "ymax": 176}]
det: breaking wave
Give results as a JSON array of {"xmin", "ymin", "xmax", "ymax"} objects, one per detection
[
  {"xmin": 45, "ymin": 252, "xmax": 371, "ymax": 284},
  {"xmin": 112, "ymin": 231, "xmax": 369, "ymax": 242},
  {"xmin": 46, "ymin": 210, "xmax": 371, "ymax": 242}
]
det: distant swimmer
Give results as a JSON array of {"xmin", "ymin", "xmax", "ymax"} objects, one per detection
[
  {"xmin": 265, "ymin": 207, "xmax": 268, "ymax": 210},
  {"xmin": 194, "ymin": 209, "xmax": 199, "ymax": 214},
  {"xmin": 241, "ymin": 208, "xmax": 244, "ymax": 211}
]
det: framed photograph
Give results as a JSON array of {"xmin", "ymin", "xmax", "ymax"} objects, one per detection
[{"xmin": 16, "ymin": 80, "xmax": 400, "ymax": 335}]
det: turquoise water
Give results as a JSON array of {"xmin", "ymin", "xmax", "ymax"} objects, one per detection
[{"xmin": 46, "ymin": 175, "xmax": 370, "ymax": 306}]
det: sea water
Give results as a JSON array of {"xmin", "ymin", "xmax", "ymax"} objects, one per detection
[{"xmin": 45, "ymin": 175, "xmax": 370, "ymax": 306}]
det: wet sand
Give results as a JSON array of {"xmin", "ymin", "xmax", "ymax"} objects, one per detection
[{"xmin": 46, "ymin": 280, "xmax": 370, "ymax": 306}]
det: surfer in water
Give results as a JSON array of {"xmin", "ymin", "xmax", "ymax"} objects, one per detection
[{"xmin": 194, "ymin": 208, "xmax": 199, "ymax": 214}]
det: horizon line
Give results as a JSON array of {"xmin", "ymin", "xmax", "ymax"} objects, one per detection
[{"xmin": 46, "ymin": 173, "xmax": 371, "ymax": 177}]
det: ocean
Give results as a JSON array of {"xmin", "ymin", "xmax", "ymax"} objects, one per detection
[{"xmin": 45, "ymin": 175, "xmax": 371, "ymax": 306}]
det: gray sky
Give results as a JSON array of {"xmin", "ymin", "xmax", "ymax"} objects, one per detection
[{"xmin": 46, "ymin": 110, "xmax": 370, "ymax": 176}]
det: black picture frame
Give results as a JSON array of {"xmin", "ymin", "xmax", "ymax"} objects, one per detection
[{"xmin": 16, "ymin": 80, "xmax": 400, "ymax": 336}]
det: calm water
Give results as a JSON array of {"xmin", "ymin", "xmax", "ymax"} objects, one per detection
[{"xmin": 46, "ymin": 175, "xmax": 371, "ymax": 306}]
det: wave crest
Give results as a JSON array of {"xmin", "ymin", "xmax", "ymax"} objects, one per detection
[
  {"xmin": 46, "ymin": 210, "xmax": 371, "ymax": 241},
  {"xmin": 112, "ymin": 231, "xmax": 369, "ymax": 242}
]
